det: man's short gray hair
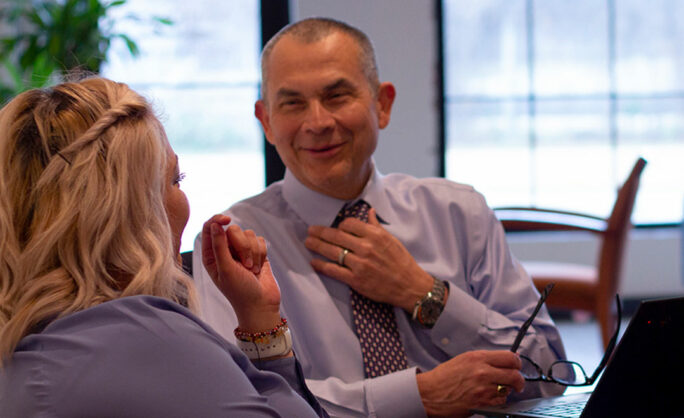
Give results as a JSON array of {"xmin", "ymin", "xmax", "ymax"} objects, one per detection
[{"xmin": 260, "ymin": 17, "xmax": 380, "ymax": 101}]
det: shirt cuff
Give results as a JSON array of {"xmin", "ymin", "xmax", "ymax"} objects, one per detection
[
  {"xmin": 431, "ymin": 285, "xmax": 487, "ymax": 354},
  {"xmin": 365, "ymin": 366, "xmax": 426, "ymax": 418}
]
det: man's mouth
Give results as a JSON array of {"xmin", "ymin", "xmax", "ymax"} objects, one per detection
[
  {"xmin": 313, "ymin": 143, "xmax": 340, "ymax": 152},
  {"xmin": 303, "ymin": 142, "xmax": 345, "ymax": 156}
]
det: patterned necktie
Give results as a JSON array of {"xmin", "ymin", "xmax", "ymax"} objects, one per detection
[{"xmin": 332, "ymin": 199, "xmax": 409, "ymax": 378}]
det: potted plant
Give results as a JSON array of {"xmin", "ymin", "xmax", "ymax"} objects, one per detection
[{"xmin": 0, "ymin": 0, "xmax": 170, "ymax": 103}]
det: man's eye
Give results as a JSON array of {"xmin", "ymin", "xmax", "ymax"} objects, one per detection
[
  {"xmin": 327, "ymin": 91, "xmax": 351, "ymax": 103},
  {"xmin": 280, "ymin": 100, "xmax": 303, "ymax": 110}
]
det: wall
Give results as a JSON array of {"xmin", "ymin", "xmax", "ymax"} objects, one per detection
[{"xmin": 290, "ymin": 0, "xmax": 683, "ymax": 299}]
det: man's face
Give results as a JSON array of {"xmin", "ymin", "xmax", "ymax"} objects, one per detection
[{"xmin": 255, "ymin": 32, "xmax": 395, "ymax": 199}]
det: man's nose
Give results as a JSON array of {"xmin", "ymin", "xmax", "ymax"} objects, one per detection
[{"xmin": 303, "ymin": 101, "xmax": 335, "ymax": 134}]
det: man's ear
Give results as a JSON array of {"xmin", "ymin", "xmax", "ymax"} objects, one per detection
[
  {"xmin": 376, "ymin": 82, "xmax": 396, "ymax": 130},
  {"xmin": 254, "ymin": 100, "xmax": 275, "ymax": 145}
]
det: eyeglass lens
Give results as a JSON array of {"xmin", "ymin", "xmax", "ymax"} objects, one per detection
[{"xmin": 521, "ymin": 357, "xmax": 589, "ymax": 385}]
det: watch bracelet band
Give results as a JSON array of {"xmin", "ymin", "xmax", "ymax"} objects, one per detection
[
  {"xmin": 412, "ymin": 296, "xmax": 424, "ymax": 321},
  {"xmin": 236, "ymin": 328, "xmax": 293, "ymax": 359},
  {"xmin": 411, "ymin": 277, "xmax": 447, "ymax": 322}
]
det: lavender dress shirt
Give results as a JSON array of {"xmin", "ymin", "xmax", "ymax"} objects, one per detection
[{"xmin": 193, "ymin": 166, "xmax": 567, "ymax": 418}]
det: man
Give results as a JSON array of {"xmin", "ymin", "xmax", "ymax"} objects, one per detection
[{"xmin": 194, "ymin": 17, "xmax": 566, "ymax": 417}]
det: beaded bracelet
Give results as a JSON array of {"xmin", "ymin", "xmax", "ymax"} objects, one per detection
[
  {"xmin": 236, "ymin": 328, "xmax": 293, "ymax": 360},
  {"xmin": 234, "ymin": 317, "xmax": 288, "ymax": 343},
  {"xmin": 234, "ymin": 318, "xmax": 292, "ymax": 360}
]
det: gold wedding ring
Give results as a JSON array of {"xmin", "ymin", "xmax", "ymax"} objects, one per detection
[
  {"xmin": 338, "ymin": 248, "xmax": 350, "ymax": 266},
  {"xmin": 496, "ymin": 384, "xmax": 508, "ymax": 396}
]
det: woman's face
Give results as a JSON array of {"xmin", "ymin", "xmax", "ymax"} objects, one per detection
[{"xmin": 163, "ymin": 142, "xmax": 190, "ymax": 257}]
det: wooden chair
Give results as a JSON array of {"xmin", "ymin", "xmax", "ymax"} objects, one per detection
[
  {"xmin": 494, "ymin": 157, "xmax": 647, "ymax": 348},
  {"xmin": 180, "ymin": 251, "xmax": 193, "ymax": 276}
]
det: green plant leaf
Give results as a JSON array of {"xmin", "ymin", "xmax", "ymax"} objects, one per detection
[
  {"xmin": 115, "ymin": 34, "xmax": 140, "ymax": 57},
  {"xmin": 154, "ymin": 17, "xmax": 174, "ymax": 25},
  {"xmin": 0, "ymin": 0, "xmax": 171, "ymax": 85},
  {"xmin": 0, "ymin": 38, "xmax": 17, "ymax": 59},
  {"xmin": 30, "ymin": 52, "xmax": 57, "ymax": 88}
]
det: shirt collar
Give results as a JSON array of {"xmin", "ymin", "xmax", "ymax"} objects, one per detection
[{"xmin": 282, "ymin": 161, "xmax": 395, "ymax": 226}]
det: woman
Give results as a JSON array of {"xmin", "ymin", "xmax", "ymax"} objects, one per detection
[{"xmin": 0, "ymin": 77, "xmax": 326, "ymax": 417}]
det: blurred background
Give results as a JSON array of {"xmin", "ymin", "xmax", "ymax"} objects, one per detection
[{"xmin": 1, "ymin": 0, "xmax": 681, "ymax": 303}]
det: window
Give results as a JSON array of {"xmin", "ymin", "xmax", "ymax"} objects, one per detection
[
  {"xmin": 104, "ymin": 0, "xmax": 263, "ymax": 251},
  {"xmin": 443, "ymin": 0, "xmax": 684, "ymax": 225}
]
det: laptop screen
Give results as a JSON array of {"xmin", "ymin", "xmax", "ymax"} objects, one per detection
[
  {"xmin": 582, "ymin": 296, "xmax": 684, "ymax": 418},
  {"xmin": 471, "ymin": 296, "xmax": 684, "ymax": 418}
]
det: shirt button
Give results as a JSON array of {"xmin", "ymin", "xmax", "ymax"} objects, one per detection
[{"xmin": 441, "ymin": 337, "xmax": 450, "ymax": 345}]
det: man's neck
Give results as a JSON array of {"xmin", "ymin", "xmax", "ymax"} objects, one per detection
[{"xmin": 309, "ymin": 167, "xmax": 373, "ymax": 201}]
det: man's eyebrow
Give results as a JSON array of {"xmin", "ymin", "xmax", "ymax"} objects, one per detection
[
  {"xmin": 274, "ymin": 79, "xmax": 357, "ymax": 100},
  {"xmin": 323, "ymin": 78, "xmax": 355, "ymax": 93},
  {"xmin": 274, "ymin": 88, "xmax": 301, "ymax": 100}
]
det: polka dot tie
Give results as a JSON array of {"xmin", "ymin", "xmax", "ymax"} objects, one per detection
[{"xmin": 332, "ymin": 200, "xmax": 409, "ymax": 378}]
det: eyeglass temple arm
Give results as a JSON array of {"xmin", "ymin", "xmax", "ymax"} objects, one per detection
[
  {"xmin": 510, "ymin": 283, "xmax": 555, "ymax": 353},
  {"xmin": 587, "ymin": 294, "xmax": 622, "ymax": 383}
]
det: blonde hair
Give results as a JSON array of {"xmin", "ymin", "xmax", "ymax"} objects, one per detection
[{"xmin": 0, "ymin": 77, "xmax": 196, "ymax": 363}]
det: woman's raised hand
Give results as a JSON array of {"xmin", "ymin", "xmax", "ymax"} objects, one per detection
[{"xmin": 201, "ymin": 214, "xmax": 281, "ymax": 332}]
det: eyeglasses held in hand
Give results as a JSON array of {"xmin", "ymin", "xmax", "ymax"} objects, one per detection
[
  {"xmin": 510, "ymin": 285, "xmax": 622, "ymax": 386},
  {"xmin": 510, "ymin": 283, "xmax": 555, "ymax": 353}
]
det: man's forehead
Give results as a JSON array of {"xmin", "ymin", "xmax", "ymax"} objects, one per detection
[
  {"xmin": 268, "ymin": 39, "xmax": 364, "ymax": 81},
  {"xmin": 268, "ymin": 32, "xmax": 359, "ymax": 67}
]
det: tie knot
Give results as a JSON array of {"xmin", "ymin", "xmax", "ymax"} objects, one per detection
[{"xmin": 332, "ymin": 199, "xmax": 370, "ymax": 227}]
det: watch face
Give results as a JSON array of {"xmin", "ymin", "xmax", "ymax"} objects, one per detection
[{"xmin": 419, "ymin": 299, "xmax": 443, "ymax": 325}]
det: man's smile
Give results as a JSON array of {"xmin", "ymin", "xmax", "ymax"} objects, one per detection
[{"xmin": 301, "ymin": 141, "xmax": 346, "ymax": 158}]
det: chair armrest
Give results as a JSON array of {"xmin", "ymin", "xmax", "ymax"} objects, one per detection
[{"xmin": 494, "ymin": 207, "xmax": 607, "ymax": 232}]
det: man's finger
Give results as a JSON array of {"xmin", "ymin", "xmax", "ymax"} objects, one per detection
[
  {"xmin": 477, "ymin": 351, "xmax": 525, "ymax": 393},
  {"xmin": 367, "ymin": 208, "xmax": 381, "ymax": 226},
  {"xmin": 304, "ymin": 235, "xmax": 350, "ymax": 263},
  {"xmin": 307, "ymin": 225, "xmax": 362, "ymax": 254},
  {"xmin": 483, "ymin": 350, "xmax": 523, "ymax": 370},
  {"xmin": 337, "ymin": 217, "xmax": 372, "ymax": 237},
  {"xmin": 490, "ymin": 369, "xmax": 525, "ymax": 394},
  {"xmin": 310, "ymin": 257, "xmax": 356, "ymax": 285}
]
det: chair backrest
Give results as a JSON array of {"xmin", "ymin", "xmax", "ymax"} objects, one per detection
[
  {"xmin": 597, "ymin": 157, "xmax": 647, "ymax": 301},
  {"xmin": 180, "ymin": 251, "xmax": 193, "ymax": 276}
]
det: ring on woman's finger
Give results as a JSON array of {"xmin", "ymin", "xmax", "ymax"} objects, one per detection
[
  {"xmin": 337, "ymin": 248, "xmax": 350, "ymax": 266},
  {"xmin": 496, "ymin": 384, "xmax": 508, "ymax": 396}
]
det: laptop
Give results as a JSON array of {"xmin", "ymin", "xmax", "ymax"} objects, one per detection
[{"xmin": 472, "ymin": 296, "xmax": 684, "ymax": 418}]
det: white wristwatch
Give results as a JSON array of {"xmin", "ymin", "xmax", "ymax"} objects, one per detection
[{"xmin": 236, "ymin": 328, "xmax": 293, "ymax": 360}]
